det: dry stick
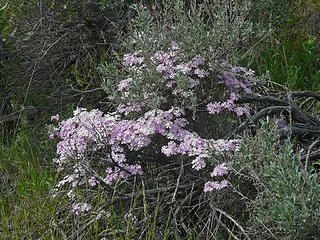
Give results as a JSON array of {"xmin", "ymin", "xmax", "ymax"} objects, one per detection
[
  {"xmin": 0, "ymin": 107, "xmax": 38, "ymax": 123},
  {"xmin": 287, "ymin": 91, "xmax": 295, "ymax": 105},
  {"xmin": 228, "ymin": 95, "xmax": 320, "ymax": 139},
  {"xmin": 225, "ymin": 106, "xmax": 290, "ymax": 139},
  {"xmin": 211, "ymin": 207, "xmax": 241, "ymax": 240},
  {"xmin": 238, "ymin": 95, "xmax": 320, "ymax": 125},
  {"xmin": 305, "ymin": 139, "xmax": 320, "ymax": 172},
  {"xmin": 212, "ymin": 209, "xmax": 222, "ymax": 237},
  {"xmin": 188, "ymin": 182, "xmax": 195, "ymax": 206},
  {"xmin": 301, "ymin": 150, "xmax": 320, "ymax": 162},
  {"xmin": 285, "ymin": 90, "xmax": 320, "ymax": 105},
  {"xmin": 235, "ymin": 95, "xmax": 290, "ymax": 106},
  {"xmin": 173, "ymin": 217, "xmax": 182, "ymax": 240},
  {"xmin": 39, "ymin": 32, "xmax": 69, "ymax": 61},
  {"xmin": 68, "ymin": 87, "xmax": 104, "ymax": 95},
  {"xmin": 255, "ymin": 217, "xmax": 280, "ymax": 240},
  {"xmin": 305, "ymin": 99, "xmax": 318, "ymax": 113},
  {"xmin": 18, "ymin": 62, "xmax": 38, "ymax": 130},
  {"xmin": 229, "ymin": 182, "xmax": 253, "ymax": 202},
  {"xmin": 173, "ymin": 190, "xmax": 195, "ymax": 238},
  {"xmin": 214, "ymin": 208, "xmax": 251, "ymax": 240},
  {"xmin": 299, "ymin": 97, "xmax": 315, "ymax": 109},
  {"xmin": 169, "ymin": 159, "xmax": 184, "ymax": 204},
  {"xmin": 291, "ymin": 91, "xmax": 320, "ymax": 100},
  {"xmin": 216, "ymin": 221, "xmax": 241, "ymax": 240},
  {"xmin": 291, "ymin": 91, "xmax": 320, "ymax": 126},
  {"xmin": 287, "ymin": 92, "xmax": 320, "ymax": 125},
  {"xmin": 195, "ymin": 208, "xmax": 215, "ymax": 237},
  {"xmin": 278, "ymin": 125, "xmax": 320, "ymax": 140}
]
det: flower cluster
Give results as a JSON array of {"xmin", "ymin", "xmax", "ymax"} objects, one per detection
[
  {"xmin": 204, "ymin": 179, "xmax": 229, "ymax": 192},
  {"xmin": 72, "ymin": 202, "xmax": 92, "ymax": 215},
  {"xmin": 114, "ymin": 41, "xmax": 209, "ymax": 115},
  {"xmin": 51, "ymin": 106, "xmax": 240, "ymax": 193},
  {"xmin": 273, "ymin": 113, "xmax": 287, "ymax": 129},
  {"xmin": 52, "ymin": 42, "xmax": 258, "ymax": 198},
  {"xmin": 207, "ymin": 63, "xmax": 254, "ymax": 117},
  {"xmin": 203, "ymin": 163, "xmax": 232, "ymax": 192},
  {"xmin": 115, "ymin": 41, "xmax": 255, "ymax": 123}
]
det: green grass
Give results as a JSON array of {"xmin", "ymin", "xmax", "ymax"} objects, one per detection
[
  {"xmin": 247, "ymin": 34, "xmax": 320, "ymax": 92},
  {"xmin": 0, "ymin": 129, "xmax": 59, "ymax": 239}
]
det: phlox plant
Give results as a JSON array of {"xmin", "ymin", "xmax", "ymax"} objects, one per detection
[
  {"xmin": 50, "ymin": 42, "xmax": 260, "ymax": 222},
  {"xmin": 49, "ymin": 56, "xmax": 259, "ymax": 230},
  {"xmin": 49, "ymin": 5, "xmax": 262, "ymax": 233},
  {"xmin": 50, "ymin": 107, "xmax": 239, "ymax": 195}
]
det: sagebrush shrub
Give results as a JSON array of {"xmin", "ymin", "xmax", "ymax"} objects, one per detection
[{"xmin": 231, "ymin": 120, "xmax": 320, "ymax": 239}]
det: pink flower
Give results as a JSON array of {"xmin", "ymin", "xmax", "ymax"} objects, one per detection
[
  {"xmin": 170, "ymin": 41, "xmax": 179, "ymax": 50},
  {"xmin": 88, "ymin": 177, "xmax": 97, "ymax": 187},
  {"xmin": 229, "ymin": 92, "xmax": 241, "ymax": 101},
  {"xmin": 191, "ymin": 155, "xmax": 206, "ymax": 170},
  {"xmin": 204, "ymin": 180, "xmax": 229, "ymax": 192},
  {"xmin": 194, "ymin": 68, "xmax": 209, "ymax": 78},
  {"xmin": 207, "ymin": 102, "xmax": 222, "ymax": 114},
  {"xmin": 161, "ymin": 141, "xmax": 179, "ymax": 156},
  {"xmin": 191, "ymin": 55, "xmax": 205, "ymax": 66},
  {"xmin": 118, "ymin": 78, "xmax": 133, "ymax": 91},
  {"xmin": 210, "ymin": 164, "xmax": 232, "ymax": 177},
  {"xmin": 166, "ymin": 80, "xmax": 176, "ymax": 88},
  {"xmin": 72, "ymin": 202, "xmax": 92, "ymax": 214},
  {"xmin": 123, "ymin": 53, "xmax": 137, "ymax": 67},
  {"xmin": 175, "ymin": 63, "xmax": 191, "ymax": 74},
  {"xmin": 235, "ymin": 107, "xmax": 245, "ymax": 116},
  {"xmin": 188, "ymin": 77, "xmax": 199, "ymax": 88},
  {"xmin": 51, "ymin": 114, "xmax": 59, "ymax": 121},
  {"xmin": 156, "ymin": 64, "xmax": 167, "ymax": 72},
  {"xmin": 221, "ymin": 99, "xmax": 236, "ymax": 111},
  {"xmin": 123, "ymin": 164, "xmax": 143, "ymax": 175}
]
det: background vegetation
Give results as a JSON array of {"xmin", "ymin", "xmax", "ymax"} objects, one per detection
[{"xmin": 0, "ymin": 0, "xmax": 319, "ymax": 239}]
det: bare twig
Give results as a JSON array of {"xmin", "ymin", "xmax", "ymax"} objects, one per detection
[
  {"xmin": 229, "ymin": 93, "xmax": 320, "ymax": 140},
  {"xmin": 214, "ymin": 208, "xmax": 251, "ymax": 240},
  {"xmin": 291, "ymin": 91, "xmax": 320, "ymax": 101},
  {"xmin": 235, "ymin": 95, "xmax": 289, "ymax": 106},
  {"xmin": 225, "ymin": 106, "xmax": 290, "ymax": 139},
  {"xmin": 0, "ymin": 107, "xmax": 38, "ymax": 123},
  {"xmin": 169, "ymin": 159, "xmax": 184, "ymax": 204},
  {"xmin": 305, "ymin": 139, "xmax": 320, "ymax": 171}
]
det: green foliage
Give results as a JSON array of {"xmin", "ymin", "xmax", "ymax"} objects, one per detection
[
  {"xmin": 0, "ymin": 128, "xmax": 59, "ymax": 239},
  {"xmin": 246, "ymin": 0, "xmax": 320, "ymax": 92},
  {"xmin": 250, "ymin": 0, "xmax": 293, "ymax": 26},
  {"xmin": 248, "ymin": 35, "xmax": 320, "ymax": 91},
  {"xmin": 123, "ymin": 0, "xmax": 257, "ymax": 68},
  {"xmin": 232, "ymin": 120, "xmax": 320, "ymax": 239},
  {"xmin": 0, "ymin": 2, "xmax": 8, "ymax": 34},
  {"xmin": 251, "ymin": 0, "xmax": 320, "ymax": 37}
]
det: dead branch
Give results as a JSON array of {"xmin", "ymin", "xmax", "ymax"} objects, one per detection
[
  {"xmin": 229, "ymin": 91, "xmax": 320, "ymax": 166},
  {"xmin": 0, "ymin": 107, "xmax": 38, "ymax": 124}
]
